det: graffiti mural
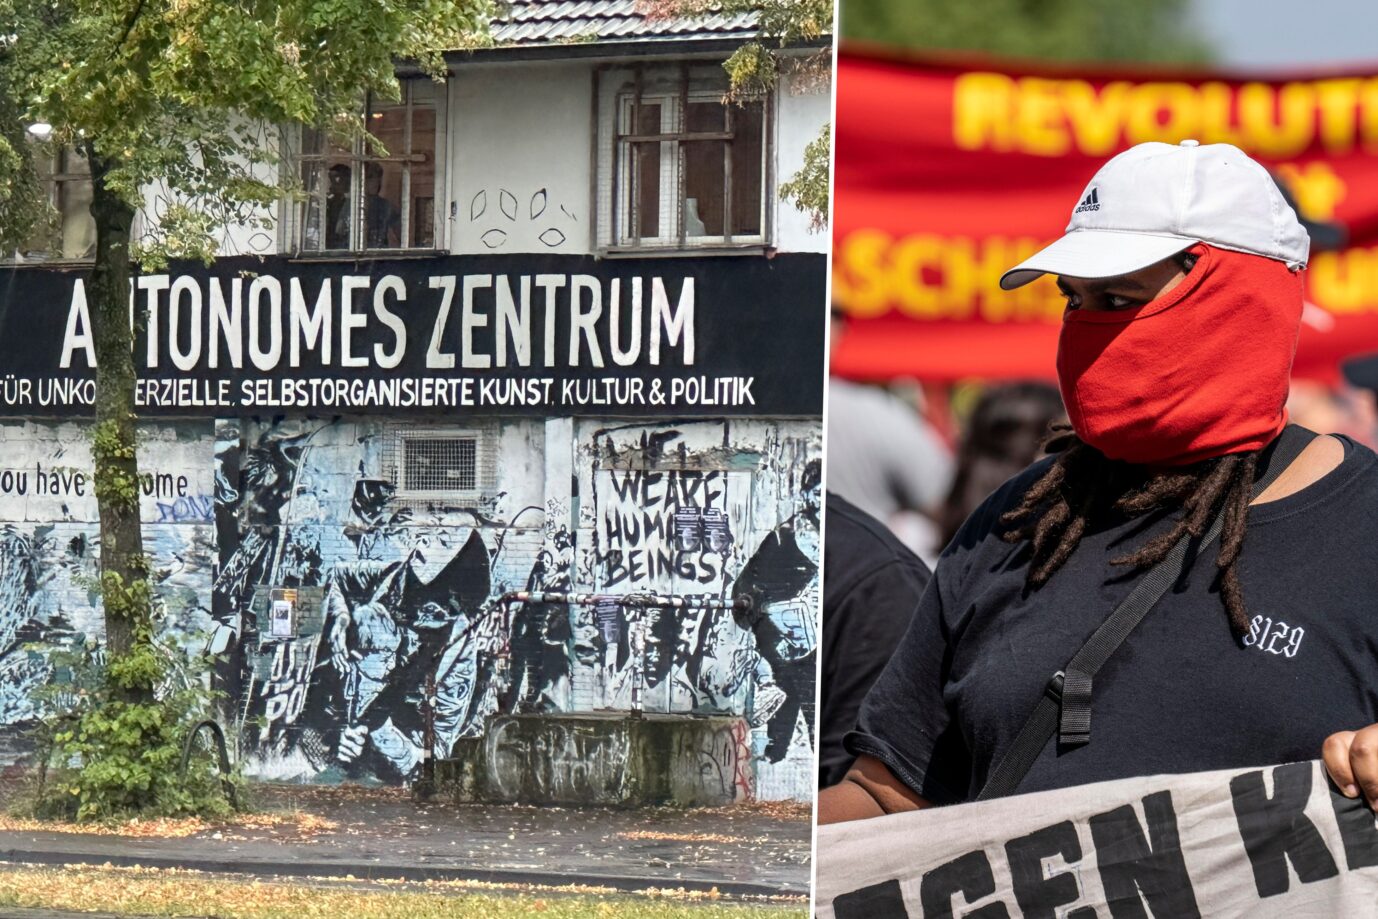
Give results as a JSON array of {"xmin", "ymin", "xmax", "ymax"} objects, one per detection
[
  {"xmin": 0, "ymin": 421, "xmax": 217, "ymax": 761},
  {"xmin": 213, "ymin": 419, "xmax": 533, "ymax": 781},
  {"xmin": 576, "ymin": 420, "xmax": 822, "ymax": 799},
  {"xmin": 0, "ymin": 415, "xmax": 819, "ymax": 799}
]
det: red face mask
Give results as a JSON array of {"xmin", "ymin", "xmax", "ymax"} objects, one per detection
[{"xmin": 1056, "ymin": 244, "xmax": 1303, "ymax": 466}]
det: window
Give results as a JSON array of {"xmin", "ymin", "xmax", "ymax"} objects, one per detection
[
  {"xmin": 292, "ymin": 80, "xmax": 445, "ymax": 253},
  {"xmin": 384, "ymin": 425, "xmax": 494, "ymax": 504},
  {"xmin": 605, "ymin": 64, "xmax": 769, "ymax": 250},
  {"xmin": 10, "ymin": 146, "xmax": 96, "ymax": 261},
  {"xmin": 402, "ymin": 436, "xmax": 477, "ymax": 494}
]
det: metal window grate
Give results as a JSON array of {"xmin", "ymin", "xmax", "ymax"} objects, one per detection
[
  {"xmin": 382, "ymin": 424, "xmax": 496, "ymax": 506},
  {"xmin": 402, "ymin": 437, "xmax": 477, "ymax": 493}
]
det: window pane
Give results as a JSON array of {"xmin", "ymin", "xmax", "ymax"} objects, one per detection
[
  {"xmin": 685, "ymin": 101, "xmax": 725, "ymax": 134},
  {"xmin": 58, "ymin": 178, "xmax": 95, "ymax": 259},
  {"xmin": 411, "ymin": 80, "xmax": 436, "ymax": 104},
  {"xmin": 409, "ymin": 104, "xmax": 436, "ymax": 248},
  {"xmin": 300, "ymin": 160, "xmax": 324, "ymax": 250},
  {"xmin": 371, "ymin": 102, "xmax": 406, "ymax": 158},
  {"xmin": 59, "ymin": 149, "xmax": 91, "ymax": 177},
  {"xmin": 324, "ymin": 159, "xmax": 354, "ymax": 249},
  {"xmin": 302, "ymin": 158, "xmax": 355, "ymax": 251},
  {"xmin": 362, "ymin": 160, "xmax": 403, "ymax": 249},
  {"xmin": 19, "ymin": 151, "xmax": 57, "ymax": 256},
  {"xmin": 730, "ymin": 102, "xmax": 765, "ymax": 237},
  {"xmin": 684, "ymin": 101, "xmax": 727, "ymax": 237},
  {"xmin": 632, "ymin": 102, "xmax": 661, "ymax": 240},
  {"xmin": 683, "ymin": 140, "xmax": 724, "ymax": 237},
  {"xmin": 299, "ymin": 127, "xmax": 327, "ymax": 158}
]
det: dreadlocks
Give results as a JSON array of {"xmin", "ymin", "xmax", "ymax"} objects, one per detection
[{"xmin": 1000, "ymin": 423, "xmax": 1261, "ymax": 635}]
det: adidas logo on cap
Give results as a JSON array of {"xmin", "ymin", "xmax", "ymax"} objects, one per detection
[{"xmin": 1074, "ymin": 187, "xmax": 1100, "ymax": 214}]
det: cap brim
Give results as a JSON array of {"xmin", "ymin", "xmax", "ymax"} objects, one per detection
[{"xmin": 1000, "ymin": 230, "xmax": 1200, "ymax": 290}]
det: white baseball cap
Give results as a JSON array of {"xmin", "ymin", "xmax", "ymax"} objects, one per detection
[{"xmin": 999, "ymin": 140, "xmax": 1310, "ymax": 290}]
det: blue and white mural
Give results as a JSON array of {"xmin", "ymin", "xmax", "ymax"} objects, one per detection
[{"xmin": 0, "ymin": 415, "xmax": 820, "ymax": 800}]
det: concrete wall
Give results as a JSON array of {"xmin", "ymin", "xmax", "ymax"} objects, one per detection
[
  {"xmin": 0, "ymin": 413, "xmax": 819, "ymax": 801},
  {"xmin": 441, "ymin": 712, "xmax": 753, "ymax": 807}
]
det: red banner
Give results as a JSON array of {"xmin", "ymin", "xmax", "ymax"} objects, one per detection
[{"xmin": 832, "ymin": 48, "xmax": 1378, "ymax": 385}]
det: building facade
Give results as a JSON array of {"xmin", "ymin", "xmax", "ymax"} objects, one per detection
[{"xmin": 0, "ymin": 2, "xmax": 829, "ymax": 802}]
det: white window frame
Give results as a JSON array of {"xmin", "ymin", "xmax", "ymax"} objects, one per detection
[
  {"xmin": 604, "ymin": 64, "xmax": 772, "ymax": 252},
  {"xmin": 284, "ymin": 78, "xmax": 448, "ymax": 256}
]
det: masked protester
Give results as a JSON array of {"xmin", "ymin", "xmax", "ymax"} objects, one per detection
[{"xmin": 819, "ymin": 140, "xmax": 1378, "ymax": 823}]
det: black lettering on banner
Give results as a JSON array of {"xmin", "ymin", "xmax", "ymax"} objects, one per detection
[
  {"xmin": 832, "ymin": 879, "xmax": 911, "ymax": 919},
  {"xmin": 1328, "ymin": 779, "xmax": 1378, "ymax": 871},
  {"xmin": 918, "ymin": 850, "xmax": 1012, "ymax": 919},
  {"xmin": 1229, "ymin": 762, "xmax": 1339, "ymax": 897},
  {"xmin": 1088, "ymin": 791, "xmax": 1201, "ymax": 919},
  {"xmin": 1004, "ymin": 821, "xmax": 1097, "ymax": 919}
]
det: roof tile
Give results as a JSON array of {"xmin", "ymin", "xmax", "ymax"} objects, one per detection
[{"xmin": 490, "ymin": 0, "xmax": 758, "ymax": 46}]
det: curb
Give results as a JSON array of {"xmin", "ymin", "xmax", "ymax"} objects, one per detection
[{"xmin": 0, "ymin": 848, "xmax": 804, "ymax": 899}]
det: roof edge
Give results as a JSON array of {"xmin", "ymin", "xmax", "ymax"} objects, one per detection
[{"xmin": 446, "ymin": 35, "xmax": 830, "ymax": 64}]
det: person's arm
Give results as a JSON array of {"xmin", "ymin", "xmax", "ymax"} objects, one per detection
[{"xmin": 819, "ymin": 754, "xmax": 931, "ymax": 824}]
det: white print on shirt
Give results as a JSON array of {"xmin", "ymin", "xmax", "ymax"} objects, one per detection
[{"xmin": 1242, "ymin": 615, "xmax": 1304, "ymax": 658}]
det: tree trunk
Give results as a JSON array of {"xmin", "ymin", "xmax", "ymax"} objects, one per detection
[{"xmin": 86, "ymin": 151, "xmax": 151, "ymax": 696}]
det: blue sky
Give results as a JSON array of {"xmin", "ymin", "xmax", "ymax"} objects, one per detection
[{"xmin": 1190, "ymin": 0, "xmax": 1378, "ymax": 68}]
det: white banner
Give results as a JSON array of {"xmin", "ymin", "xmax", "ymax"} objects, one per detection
[{"xmin": 815, "ymin": 761, "xmax": 1378, "ymax": 918}]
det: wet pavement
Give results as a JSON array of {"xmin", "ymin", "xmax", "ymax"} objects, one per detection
[{"xmin": 0, "ymin": 784, "xmax": 812, "ymax": 897}]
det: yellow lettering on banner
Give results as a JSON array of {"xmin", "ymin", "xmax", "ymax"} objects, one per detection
[
  {"xmin": 1196, "ymin": 82, "xmax": 1244, "ymax": 147},
  {"xmin": 892, "ymin": 235, "xmax": 945, "ymax": 318},
  {"xmin": 1314, "ymin": 79, "xmax": 1363, "ymax": 152},
  {"xmin": 832, "ymin": 229, "xmax": 894, "ymax": 318},
  {"xmin": 1126, "ymin": 82, "xmax": 1200, "ymax": 145},
  {"xmin": 947, "ymin": 237, "xmax": 1013, "ymax": 321},
  {"xmin": 1276, "ymin": 162, "xmax": 1347, "ymax": 220},
  {"xmin": 1015, "ymin": 78, "xmax": 1071, "ymax": 156},
  {"xmin": 1309, "ymin": 249, "xmax": 1378, "ymax": 314},
  {"xmin": 838, "ymin": 234, "xmax": 1378, "ymax": 324},
  {"xmin": 1237, "ymin": 82, "xmax": 1315, "ymax": 157},
  {"xmin": 1362, "ymin": 78, "xmax": 1378, "ymax": 153},
  {"xmin": 1062, "ymin": 81, "xmax": 1129, "ymax": 156},
  {"xmin": 953, "ymin": 72, "xmax": 1016, "ymax": 151},
  {"xmin": 834, "ymin": 233, "xmax": 1069, "ymax": 324},
  {"xmin": 951, "ymin": 71, "xmax": 1378, "ymax": 156}
]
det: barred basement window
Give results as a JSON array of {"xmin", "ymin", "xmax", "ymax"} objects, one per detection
[
  {"xmin": 403, "ymin": 436, "xmax": 477, "ymax": 494},
  {"xmin": 384, "ymin": 425, "xmax": 495, "ymax": 504}
]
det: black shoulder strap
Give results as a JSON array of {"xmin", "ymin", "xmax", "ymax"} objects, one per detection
[{"xmin": 975, "ymin": 424, "xmax": 1316, "ymax": 802}]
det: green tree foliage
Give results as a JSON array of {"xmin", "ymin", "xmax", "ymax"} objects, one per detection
[
  {"xmin": 0, "ymin": 0, "xmax": 492, "ymax": 819},
  {"xmin": 841, "ymin": 0, "xmax": 1212, "ymax": 64}
]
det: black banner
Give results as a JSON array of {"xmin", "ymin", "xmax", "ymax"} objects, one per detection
[{"xmin": 0, "ymin": 252, "xmax": 826, "ymax": 417}]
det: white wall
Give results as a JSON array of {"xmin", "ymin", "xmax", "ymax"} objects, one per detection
[
  {"xmin": 448, "ymin": 61, "xmax": 595, "ymax": 255},
  {"xmin": 116, "ymin": 52, "xmax": 829, "ymax": 261},
  {"xmin": 773, "ymin": 64, "xmax": 832, "ymax": 254}
]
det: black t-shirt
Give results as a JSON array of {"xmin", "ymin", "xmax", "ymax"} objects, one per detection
[
  {"xmin": 846, "ymin": 433, "xmax": 1378, "ymax": 804},
  {"xmin": 820, "ymin": 492, "xmax": 932, "ymax": 787}
]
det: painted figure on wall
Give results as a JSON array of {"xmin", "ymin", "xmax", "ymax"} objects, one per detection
[{"xmin": 732, "ymin": 459, "xmax": 821, "ymax": 763}]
